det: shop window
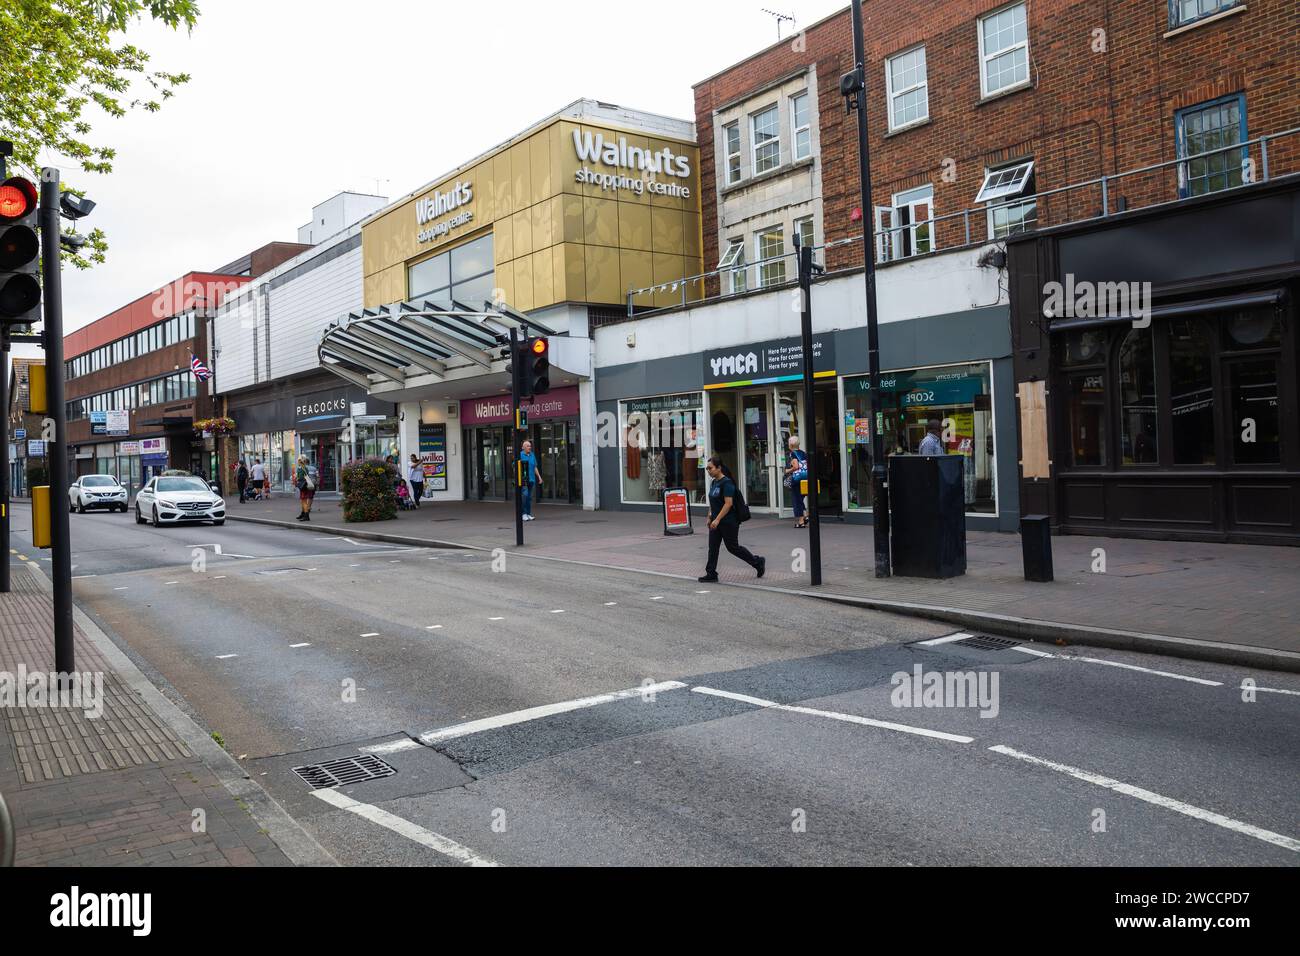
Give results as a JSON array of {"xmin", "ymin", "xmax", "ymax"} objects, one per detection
[
  {"xmin": 1065, "ymin": 371, "xmax": 1107, "ymax": 467},
  {"xmin": 978, "ymin": 2, "xmax": 1029, "ymax": 98},
  {"xmin": 886, "ymin": 45, "xmax": 928, "ymax": 131},
  {"xmin": 751, "ymin": 105, "xmax": 780, "ymax": 175},
  {"xmin": 1119, "ymin": 328, "xmax": 1158, "ymax": 465},
  {"xmin": 620, "ymin": 393, "xmax": 706, "ymax": 505},
  {"xmin": 756, "ymin": 227, "xmax": 786, "ymax": 287},
  {"xmin": 723, "ymin": 122, "xmax": 741, "ymax": 185},
  {"xmin": 844, "ymin": 363, "xmax": 996, "ymax": 512},
  {"xmin": 1176, "ymin": 95, "xmax": 1245, "ymax": 198},
  {"xmin": 1230, "ymin": 359, "xmax": 1280, "ymax": 464},
  {"xmin": 1169, "ymin": 320, "xmax": 1216, "ymax": 465}
]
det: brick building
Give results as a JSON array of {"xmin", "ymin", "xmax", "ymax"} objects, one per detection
[
  {"xmin": 7, "ymin": 357, "xmax": 46, "ymax": 497},
  {"xmin": 63, "ymin": 241, "xmax": 309, "ymax": 493}
]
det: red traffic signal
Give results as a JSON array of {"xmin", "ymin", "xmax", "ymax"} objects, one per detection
[{"xmin": 0, "ymin": 178, "xmax": 37, "ymax": 222}]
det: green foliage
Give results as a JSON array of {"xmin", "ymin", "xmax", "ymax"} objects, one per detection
[
  {"xmin": 0, "ymin": 0, "xmax": 200, "ymax": 268},
  {"xmin": 26, "ymin": 463, "xmax": 48, "ymax": 489},
  {"xmin": 342, "ymin": 457, "xmax": 398, "ymax": 523}
]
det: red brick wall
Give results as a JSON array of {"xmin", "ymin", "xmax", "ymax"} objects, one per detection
[{"xmin": 694, "ymin": 0, "xmax": 1300, "ymax": 279}]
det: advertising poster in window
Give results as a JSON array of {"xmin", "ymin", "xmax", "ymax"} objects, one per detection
[{"xmin": 419, "ymin": 424, "xmax": 447, "ymax": 491}]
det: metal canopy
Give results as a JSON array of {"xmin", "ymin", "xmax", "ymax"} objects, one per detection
[{"xmin": 318, "ymin": 300, "xmax": 555, "ymax": 391}]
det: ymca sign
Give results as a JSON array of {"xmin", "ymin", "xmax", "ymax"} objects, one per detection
[{"xmin": 702, "ymin": 335, "xmax": 836, "ymax": 389}]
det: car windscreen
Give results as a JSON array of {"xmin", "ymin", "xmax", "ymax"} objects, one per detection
[
  {"xmin": 157, "ymin": 478, "xmax": 210, "ymax": 493},
  {"xmin": 83, "ymin": 476, "xmax": 118, "ymax": 487}
]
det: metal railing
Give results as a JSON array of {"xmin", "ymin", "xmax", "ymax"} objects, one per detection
[{"xmin": 623, "ymin": 125, "xmax": 1300, "ymax": 319}]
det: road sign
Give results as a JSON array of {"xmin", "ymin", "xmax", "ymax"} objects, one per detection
[
  {"xmin": 13, "ymin": 428, "xmax": 23, "ymax": 440},
  {"xmin": 27, "ymin": 439, "xmax": 45, "ymax": 456}
]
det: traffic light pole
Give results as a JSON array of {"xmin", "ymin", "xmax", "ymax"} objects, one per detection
[
  {"xmin": 510, "ymin": 326, "xmax": 524, "ymax": 548},
  {"xmin": 796, "ymin": 243, "xmax": 822, "ymax": 586},
  {"xmin": 39, "ymin": 169, "xmax": 74, "ymax": 674},
  {"xmin": 0, "ymin": 330, "xmax": 9, "ymax": 594},
  {"xmin": 848, "ymin": 0, "xmax": 891, "ymax": 578}
]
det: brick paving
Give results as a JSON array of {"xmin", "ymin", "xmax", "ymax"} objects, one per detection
[
  {"xmin": 231, "ymin": 494, "xmax": 1300, "ymax": 655},
  {"xmin": 0, "ymin": 563, "xmax": 293, "ymax": 866}
]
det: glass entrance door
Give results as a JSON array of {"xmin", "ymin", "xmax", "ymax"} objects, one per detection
[
  {"xmin": 531, "ymin": 419, "xmax": 581, "ymax": 504},
  {"xmin": 740, "ymin": 392, "xmax": 774, "ymax": 509},
  {"xmin": 470, "ymin": 427, "xmax": 511, "ymax": 500}
]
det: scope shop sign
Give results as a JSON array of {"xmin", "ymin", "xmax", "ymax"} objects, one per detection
[{"xmin": 702, "ymin": 335, "xmax": 836, "ymax": 390}]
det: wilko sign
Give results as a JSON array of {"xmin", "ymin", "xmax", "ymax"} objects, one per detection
[
  {"xmin": 662, "ymin": 488, "xmax": 693, "ymax": 537},
  {"xmin": 460, "ymin": 386, "xmax": 579, "ymax": 426}
]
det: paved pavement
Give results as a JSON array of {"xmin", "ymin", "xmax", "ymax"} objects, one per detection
[
  {"xmin": 224, "ymin": 494, "xmax": 1300, "ymax": 669},
  {"xmin": 0, "ymin": 544, "xmax": 332, "ymax": 867},
  {"xmin": 7, "ymin": 504, "xmax": 1296, "ymax": 867}
]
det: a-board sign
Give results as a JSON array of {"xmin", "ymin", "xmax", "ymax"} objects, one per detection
[{"xmin": 662, "ymin": 488, "xmax": 693, "ymax": 536}]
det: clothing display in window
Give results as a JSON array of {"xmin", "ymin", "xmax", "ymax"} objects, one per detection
[
  {"xmin": 646, "ymin": 450, "xmax": 667, "ymax": 496},
  {"xmin": 625, "ymin": 428, "xmax": 641, "ymax": 480}
]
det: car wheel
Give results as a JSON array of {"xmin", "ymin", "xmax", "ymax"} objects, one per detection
[
  {"xmin": 151, "ymin": 506, "xmax": 161, "ymax": 528},
  {"xmin": 69, "ymin": 498, "xmax": 76, "ymax": 514},
  {"xmin": 77, "ymin": 498, "xmax": 86, "ymax": 514},
  {"xmin": 135, "ymin": 506, "xmax": 146, "ymax": 525}
]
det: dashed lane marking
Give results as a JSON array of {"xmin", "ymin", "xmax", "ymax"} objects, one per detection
[
  {"xmin": 312, "ymin": 789, "xmax": 498, "ymax": 866},
  {"xmin": 216, "ymin": 654, "xmax": 238, "ymax": 660},
  {"xmin": 604, "ymin": 602, "xmax": 617, "ymax": 606},
  {"xmin": 364, "ymin": 680, "xmax": 690, "ymax": 755},
  {"xmin": 360, "ymin": 632, "xmax": 379, "ymax": 638},
  {"xmin": 691, "ymin": 686, "xmax": 975, "ymax": 744},
  {"xmin": 289, "ymin": 642, "xmax": 311, "ymax": 648},
  {"xmin": 989, "ymin": 745, "xmax": 1300, "ymax": 853},
  {"xmin": 488, "ymin": 617, "xmax": 504, "ymax": 621},
  {"xmin": 425, "ymin": 625, "xmax": 443, "ymax": 630}
]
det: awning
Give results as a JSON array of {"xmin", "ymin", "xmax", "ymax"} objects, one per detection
[
  {"xmin": 1049, "ymin": 287, "xmax": 1286, "ymax": 332},
  {"xmin": 318, "ymin": 300, "xmax": 557, "ymax": 392}
]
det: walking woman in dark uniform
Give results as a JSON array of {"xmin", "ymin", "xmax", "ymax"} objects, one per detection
[{"xmin": 699, "ymin": 456, "xmax": 765, "ymax": 583}]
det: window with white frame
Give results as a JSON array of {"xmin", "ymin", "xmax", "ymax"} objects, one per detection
[
  {"xmin": 756, "ymin": 227, "xmax": 786, "ymax": 287},
  {"xmin": 794, "ymin": 216, "xmax": 815, "ymax": 252},
  {"xmin": 751, "ymin": 105, "xmax": 780, "ymax": 175},
  {"xmin": 875, "ymin": 185, "xmax": 933, "ymax": 262},
  {"xmin": 977, "ymin": 159, "xmax": 1037, "ymax": 238},
  {"xmin": 724, "ymin": 122, "xmax": 742, "ymax": 185},
  {"xmin": 791, "ymin": 92, "xmax": 811, "ymax": 160},
  {"xmin": 719, "ymin": 238, "xmax": 748, "ymax": 294},
  {"xmin": 979, "ymin": 2, "xmax": 1029, "ymax": 98},
  {"xmin": 1170, "ymin": 0, "xmax": 1239, "ymax": 28},
  {"xmin": 886, "ymin": 46, "xmax": 928, "ymax": 130}
]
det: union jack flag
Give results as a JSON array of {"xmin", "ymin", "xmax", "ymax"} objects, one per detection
[{"xmin": 190, "ymin": 353, "xmax": 212, "ymax": 382}]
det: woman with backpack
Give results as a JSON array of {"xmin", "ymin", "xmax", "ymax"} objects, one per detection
[
  {"xmin": 699, "ymin": 456, "xmax": 765, "ymax": 583},
  {"xmin": 295, "ymin": 455, "xmax": 317, "ymax": 521},
  {"xmin": 783, "ymin": 434, "xmax": 810, "ymax": 528}
]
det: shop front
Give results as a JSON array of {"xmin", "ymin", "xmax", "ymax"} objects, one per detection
[{"xmin": 461, "ymin": 386, "xmax": 582, "ymax": 504}]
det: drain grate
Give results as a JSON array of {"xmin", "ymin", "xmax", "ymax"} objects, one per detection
[
  {"xmin": 954, "ymin": 635, "xmax": 1022, "ymax": 651},
  {"xmin": 291, "ymin": 753, "xmax": 396, "ymax": 790}
]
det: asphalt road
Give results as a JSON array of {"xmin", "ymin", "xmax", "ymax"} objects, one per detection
[{"xmin": 8, "ymin": 501, "xmax": 1299, "ymax": 866}]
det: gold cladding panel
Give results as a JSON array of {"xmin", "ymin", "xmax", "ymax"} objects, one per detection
[
  {"xmin": 563, "ymin": 243, "xmax": 585, "ymax": 302},
  {"xmin": 511, "ymin": 209, "xmax": 533, "ymax": 259},
  {"xmin": 512, "ymin": 257, "xmax": 534, "ymax": 313},
  {"xmin": 619, "ymin": 202, "xmax": 651, "ymax": 253},
  {"xmin": 584, "ymin": 196, "xmax": 619, "ymax": 248},
  {"xmin": 651, "ymin": 205, "xmax": 684, "ymax": 253},
  {"xmin": 530, "ymin": 132, "xmax": 552, "ymax": 199},
  {"xmin": 511, "ymin": 144, "xmax": 531, "ymax": 212},
  {"xmin": 531, "ymin": 247, "xmax": 555, "ymax": 307},
  {"xmin": 584, "ymin": 244, "xmax": 620, "ymax": 304}
]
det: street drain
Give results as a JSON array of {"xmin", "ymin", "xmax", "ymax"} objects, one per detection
[
  {"xmin": 954, "ymin": 635, "xmax": 1022, "ymax": 651},
  {"xmin": 255, "ymin": 567, "xmax": 306, "ymax": 575},
  {"xmin": 292, "ymin": 754, "xmax": 396, "ymax": 790}
]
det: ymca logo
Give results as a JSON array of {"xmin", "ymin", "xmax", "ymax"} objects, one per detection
[{"xmin": 710, "ymin": 352, "xmax": 759, "ymax": 379}]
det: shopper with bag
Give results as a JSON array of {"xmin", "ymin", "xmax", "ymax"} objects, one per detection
[
  {"xmin": 783, "ymin": 434, "xmax": 810, "ymax": 529},
  {"xmin": 699, "ymin": 456, "xmax": 765, "ymax": 583},
  {"xmin": 295, "ymin": 455, "xmax": 317, "ymax": 521}
]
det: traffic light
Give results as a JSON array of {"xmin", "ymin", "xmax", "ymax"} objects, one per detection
[
  {"xmin": 0, "ymin": 177, "xmax": 40, "ymax": 331},
  {"xmin": 521, "ymin": 336, "xmax": 550, "ymax": 396}
]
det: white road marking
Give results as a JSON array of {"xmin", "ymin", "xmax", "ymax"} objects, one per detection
[
  {"xmin": 213, "ymin": 575, "xmax": 226, "ymax": 579},
  {"xmin": 604, "ymin": 602, "xmax": 617, "ymax": 606},
  {"xmin": 289, "ymin": 642, "xmax": 311, "ymax": 648},
  {"xmin": 113, "ymin": 586, "xmax": 128, "ymax": 591},
  {"xmin": 1253, "ymin": 685, "xmax": 1300, "ymax": 696},
  {"xmin": 695, "ymin": 590, "xmax": 711, "ymax": 594},
  {"xmin": 216, "ymin": 654, "xmax": 238, "ymax": 660},
  {"xmin": 691, "ymin": 686, "xmax": 975, "ymax": 744},
  {"xmin": 651, "ymin": 596, "xmax": 663, "ymax": 601},
  {"xmin": 425, "ymin": 625, "xmax": 443, "ymax": 630},
  {"xmin": 1010, "ymin": 646, "xmax": 1221, "ymax": 685},
  {"xmin": 360, "ymin": 632, "xmax": 379, "ymax": 638},
  {"xmin": 311, "ymin": 789, "xmax": 498, "ymax": 866},
  {"xmin": 988, "ymin": 745, "xmax": 1300, "ymax": 853},
  {"xmin": 73, "ymin": 574, "xmax": 97, "ymax": 579},
  {"xmin": 488, "ymin": 616, "xmax": 504, "ymax": 621},
  {"xmin": 165, "ymin": 581, "xmax": 179, "ymax": 585},
  {"xmin": 365, "ymin": 680, "xmax": 689, "ymax": 755},
  {"xmin": 550, "ymin": 609, "xmax": 564, "ymax": 614},
  {"xmin": 1008, "ymin": 645, "xmax": 1054, "ymax": 658},
  {"xmin": 312, "ymin": 536, "xmax": 394, "ymax": 549},
  {"xmin": 917, "ymin": 632, "xmax": 972, "ymax": 647}
]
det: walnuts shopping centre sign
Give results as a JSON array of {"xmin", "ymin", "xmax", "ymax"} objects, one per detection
[
  {"xmin": 572, "ymin": 130, "xmax": 692, "ymax": 199},
  {"xmin": 415, "ymin": 180, "xmax": 474, "ymax": 244}
]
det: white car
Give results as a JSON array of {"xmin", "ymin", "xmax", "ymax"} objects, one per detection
[
  {"xmin": 68, "ymin": 474, "xmax": 128, "ymax": 513},
  {"xmin": 135, "ymin": 475, "xmax": 226, "ymax": 527}
]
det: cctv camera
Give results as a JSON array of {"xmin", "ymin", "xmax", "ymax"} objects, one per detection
[{"xmin": 59, "ymin": 192, "xmax": 96, "ymax": 220}]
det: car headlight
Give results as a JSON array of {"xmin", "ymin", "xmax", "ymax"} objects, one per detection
[{"xmin": 158, "ymin": 499, "xmax": 177, "ymax": 508}]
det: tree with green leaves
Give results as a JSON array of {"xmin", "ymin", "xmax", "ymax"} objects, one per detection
[{"xmin": 0, "ymin": 0, "xmax": 200, "ymax": 267}]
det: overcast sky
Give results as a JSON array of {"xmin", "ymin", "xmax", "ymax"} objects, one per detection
[{"xmin": 14, "ymin": 0, "xmax": 848, "ymax": 369}]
